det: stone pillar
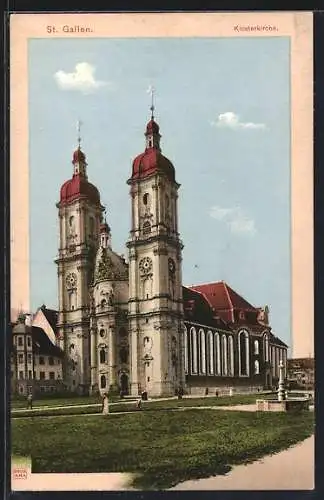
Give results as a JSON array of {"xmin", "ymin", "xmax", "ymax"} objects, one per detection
[
  {"xmin": 130, "ymin": 326, "xmax": 139, "ymax": 395},
  {"xmin": 278, "ymin": 361, "xmax": 286, "ymax": 401},
  {"xmin": 90, "ymin": 326, "xmax": 97, "ymax": 392}
]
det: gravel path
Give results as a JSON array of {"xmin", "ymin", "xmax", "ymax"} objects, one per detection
[{"xmin": 170, "ymin": 434, "xmax": 315, "ymax": 490}]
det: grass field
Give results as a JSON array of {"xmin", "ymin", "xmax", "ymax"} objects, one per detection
[
  {"xmin": 11, "ymin": 393, "xmax": 276, "ymax": 418},
  {"xmin": 11, "ymin": 409, "xmax": 314, "ymax": 490},
  {"xmin": 11, "ymin": 395, "xmax": 107, "ymax": 409}
]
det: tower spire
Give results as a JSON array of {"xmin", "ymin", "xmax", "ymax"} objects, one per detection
[
  {"xmin": 77, "ymin": 119, "xmax": 82, "ymax": 149},
  {"xmin": 147, "ymin": 85, "xmax": 155, "ymax": 120}
]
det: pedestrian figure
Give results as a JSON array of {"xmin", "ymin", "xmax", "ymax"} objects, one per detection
[
  {"xmin": 215, "ymin": 390, "xmax": 219, "ymax": 397},
  {"xmin": 102, "ymin": 393, "xmax": 109, "ymax": 415},
  {"xmin": 136, "ymin": 398, "xmax": 142, "ymax": 410},
  {"xmin": 27, "ymin": 393, "xmax": 33, "ymax": 410},
  {"xmin": 178, "ymin": 386, "xmax": 183, "ymax": 400},
  {"xmin": 205, "ymin": 387, "xmax": 209, "ymax": 396}
]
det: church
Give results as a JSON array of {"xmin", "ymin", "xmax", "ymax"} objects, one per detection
[{"xmin": 11, "ymin": 104, "xmax": 288, "ymax": 398}]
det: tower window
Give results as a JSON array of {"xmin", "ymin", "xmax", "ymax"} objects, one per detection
[
  {"xmin": 100, "ymin": 349, "xmax": 106, "ymax": 364},
  {"xmin": 100, "ymin": 375, "xmax": 107, "ymax": 389},
  {"xmin": 143, "ymin": 193, "xmax": 150, "ymax": 205}
]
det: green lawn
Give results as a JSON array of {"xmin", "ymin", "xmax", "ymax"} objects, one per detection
[
  {"xmin": 11, "ymin": 409, "xmax": 314, "ymax": 490},
  {"xmin": 11, "ymin": 395, "xmax": 106, "ymax": 409},
  {"xmin": 11, "ymin": 394, "xmax": 275, "ymax": 418}
]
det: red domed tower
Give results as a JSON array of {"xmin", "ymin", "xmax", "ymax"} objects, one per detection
[
  {"xmin": 127, "ymin": 98, "xmax": 185, "ymax": 397},
  {"xmin": 55, "ymin": 126, "xmax": 104, "ymax": 395}
]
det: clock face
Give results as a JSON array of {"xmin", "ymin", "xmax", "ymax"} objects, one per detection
[
  {"xmin": 168, "ymin": 258, "xmax": 176, "ymax": 274},
  {"xmin": 139, "ymin": 257, "xmax": 153, "ymax": 274},
  {"xmin": 66, "ymin": 272, "xmax": 77, "ymax": 289}
]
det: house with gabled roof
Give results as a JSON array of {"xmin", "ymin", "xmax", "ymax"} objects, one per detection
[{"xmin": 10, "ymin": 313, "xmax": 64, "ymax": 397}]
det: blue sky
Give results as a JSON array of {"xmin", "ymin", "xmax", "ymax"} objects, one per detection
[{"xmin": 28, "ymin": 36, "xmax": 291, "ymax": 346}]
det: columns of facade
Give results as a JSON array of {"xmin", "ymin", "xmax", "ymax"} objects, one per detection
[
  {"xmin": 130, "ymin": 326, "xmax": 139, "ymax": 395},
  {"xmin": 130, "ymin": 190, "xmax": 135, "ymax": 233},
  {"xmin": 80, "ymin": 204, "xmax": 85, "ymax": 245},
  {"xmin": 136, "ymin": 190, "xmax": 140, "ymax": 237},
  {"xmin": 109, "ymin": 324, "xmax": 117, "ymax": 389},
  {"xmin": 90, "ymin": 324, "xmax": 97, "ymax": 391}
]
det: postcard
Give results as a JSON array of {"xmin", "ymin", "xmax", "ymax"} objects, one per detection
[{"xmin": 9, "ymin": 11, "xmax": 314, "ymax": 492}]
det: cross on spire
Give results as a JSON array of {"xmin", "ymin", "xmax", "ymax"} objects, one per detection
[
  {"xmin": 147, "ymin": 85, "xmax": 155, "ymax": 119},
  {"xmin": 77, "ymin": 119, "xmax": 82, "ymax": 148}
]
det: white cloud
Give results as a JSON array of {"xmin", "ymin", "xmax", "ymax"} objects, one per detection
[
  {"xmin": 211, "ymin": 112, "xmax": 266, "ymax": 130},
  {"xmin": 54, "ymin": 62, "xmax": 108, "ymax": 94},
  {"xmin": 209, "ymin": 205, "xmax": 256, "ymax": 235}
]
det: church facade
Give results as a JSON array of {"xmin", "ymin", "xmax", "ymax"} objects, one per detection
[{"xmin": 25, "ymin": 108, "xmax": 288, "ymax": 398}]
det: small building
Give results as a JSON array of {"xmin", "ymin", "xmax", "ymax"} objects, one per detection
[{"xmin": 10, "ymin": 313, "xmax": 64, "ymax": 396}]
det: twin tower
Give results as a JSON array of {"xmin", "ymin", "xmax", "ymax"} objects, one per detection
[{"xmin": 55, "ymin": 111, "xmax": 185, "ymax": 397}]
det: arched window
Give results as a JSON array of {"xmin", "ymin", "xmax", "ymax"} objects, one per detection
[
  {"xmin": 99, "ymin": 329, "xmax": 105, "ymax": 338},
  {"xmin": 69, "ymin": 215, "xmax": 75, "ymax": 228},
  {"xmin": 100, "ymin": 299, "xmax": 107, "ymax": 309},
  {"xmin": 254, "ymin": 360, "xmax": 260, "ymax": 375},
  {"xmin": 190, "ymin": 327, "xmax": 198, "ymax": 374},
  {"xmin": 222, "ymin": 335, "xmax": 228, "ymax": 376},
  {"xmin": 214, "ymin": 333, "xmax": 221, "ymax": 375},
  {"xmin": 143, "ymin": 221, "xmax": 151, "ymax": 235},
  {"xmin": 254, "ymin": 340, "xmax": 259, "ymax": 355},
  {"xmin": 207, "ymin": 330, "xmax": 214, "ymax": 375},
  {"xmin": 100, "ymin": 375, "xmax": 106, "ymax": 389},
  {"xmin": 100, "ymin": 349, "xmax": 106, "ymax": 364},
  {"xmin": 143, "ymin": 193, "xmax": 150, "ymax": 206},
  {"xmin": 238, "ymin": 330, "xmax": 250, "ymax": 376},
  {"xmin": 272, "ymin": 346, "xmax": 276, "ymax": 375},
  {"xmin": 263, "ymin": 333, "xmax": 269, "ymax": 362},
  {"xmin": 199, "ymin": 329, "xmax": 206, "ymax": 374},
  {"xmin": 184, "ymin": 326, "xmax": 188, "ymax": 374},
  {"xmin": 69, "ymin": 344, "xmax": 75, "ymax": 354},
  {"xmin": 228, "ymin": 335, "xmax": 234, "ymax": 376}
]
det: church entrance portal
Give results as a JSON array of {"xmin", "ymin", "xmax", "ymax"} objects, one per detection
[{"xmin": 120, "ymin": 373, "xmax": 129, "ymax": 395}]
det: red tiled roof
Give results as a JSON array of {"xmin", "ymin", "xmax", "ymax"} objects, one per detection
[
  {"xmin": 59, "ymin": 147, "xmax": 101, "ymax": 207},
  {"xmin": 59, "ymin": 174, "xmax": 100, "ymax": 206},
  {"xmin": 182, "ymin": 286, "xmax": 229, "ymax": 330},
  {"xmin": 129, "ymin": 118, "xmax": 176, "ymax": 183},
  {"xmin": 130, "ymin": 148, "xmax": 175, "ymax": 183},
  {"xmin": 190, "ymin": 281, "xmax": 256, "ymax": 324}
]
